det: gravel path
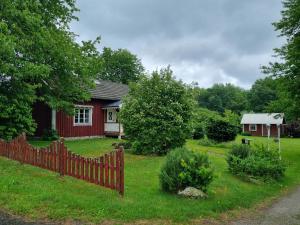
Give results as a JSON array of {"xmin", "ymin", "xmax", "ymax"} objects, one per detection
[
  {"xmin": 231, "ymin": 186, "xmax": 300, "ymax": 225},
  {"xmin": 0, "ymin": 211, "xmax": 59, "ymax": 225}
]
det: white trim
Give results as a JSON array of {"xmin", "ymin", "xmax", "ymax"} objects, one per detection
[
  {"xmin": 242, "ymin": 124, "xmax": 244, "ymax": 133},
  {"xmin": 74, "ymin": 104, "xmax": 94, "ymax": 108},
  {"xmin": 73, "ymin": 106, "xmax": 93, "ymax": 126},
  {"xmin": 51, "ymin": 109, "xmax": 56, "ymax": 130},
  {"xmin": 262, "ymin": 124, "xmax": 264, "ymax": 136},
  {"xmin": 249, "ymin": 124, "xmax": 257, "ymax": 131}
]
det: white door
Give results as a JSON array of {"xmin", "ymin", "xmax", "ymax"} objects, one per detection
[{"xmin": 107, "ymin": 109, "xmax": 117, "ymax": 123}]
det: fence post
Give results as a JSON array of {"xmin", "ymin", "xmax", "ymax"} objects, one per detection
[
  {"xmin": 58, "ymin": 138, "xmax": 65, "ymax": 176},
  {"xmin": 119, "ymin": 146, "xmax": 124, "ymax": 196}
]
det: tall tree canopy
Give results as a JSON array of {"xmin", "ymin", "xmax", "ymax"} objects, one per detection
[
  {"xmin": 0, "ymin": 0, "xmax": 101, "ymax": 139},
  {"xmin": 263, "ymin": 0, "xmax": 300, "ymax": 119},
  {"xmin": 248, "ymin": 77, "xmax": 278, "ymax": 112},
  {"xmin": 98, "ymin": 47, "xmax": 144, "ymax": 84},
  {"xmin": 198, "ymin": 83, "xmax": 248, "ymax": 114}
]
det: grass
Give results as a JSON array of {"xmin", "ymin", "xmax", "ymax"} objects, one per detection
[{"xmin": 0, "ymin": 136, "xmax": 299, "ymax": 224}]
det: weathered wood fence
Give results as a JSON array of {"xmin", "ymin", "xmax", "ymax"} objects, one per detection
[{"xmin": 0, "ymin": 134, "xmax": 124, "ymax": 195}]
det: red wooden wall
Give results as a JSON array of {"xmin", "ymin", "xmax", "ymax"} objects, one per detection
[
  {"xmin": 56, "ymin": 100, "xmax": 105, "ymax": 138},
  {"xmin": 243, "ymin": 124, "xmax": 284, "ymax": 137}
]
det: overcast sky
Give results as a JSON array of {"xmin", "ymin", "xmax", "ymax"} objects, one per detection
[{"xmin": 70, "ymin": 0, "xmax": 284, "ymax": 89}]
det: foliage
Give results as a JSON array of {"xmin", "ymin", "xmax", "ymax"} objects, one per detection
[
  {"xmin": 0, "ymin": 0, "xmax": 101, "ymax": 140},
  {"xmin": 98, "ymin": 47, "xmax": 144, "ymax": 84},
  {"xmin": 198, "ymin": 83, "xmax": 248, "ymax": 114},
  {"xmin": 263, "ymin": 0, "xmax": 300, "ymax": 120},
  {"xmin": 189, "ymin": 107, "xmax": 222, "ymax": 136},
  {"xmin": 223, "ymin": 109, "xmax": 241, "ymax": 133},
  {"xmin": 206, "ymin": 118, "xmax": 238, "ymax": 143},
  {"xmin": 192, "ymin": 124, "xmax": 205, "ymax": 139},
  {"xmin": 120, "ymin": 67, "xmax": 193, "ymax": 155},
  {"xmin": 241, "ymin": 132, "xmax": 252, "ymax": 136},
  {"xmin": 227, "ymin": 145, "xmax": 286, "ymax": 181},
  {"xmin": 159, "ymin": 148, "xmax": 214, "ymax": 193},
  {"xmin": 248, "ymin": 77, "xmax": 278, "ymax": 112},
  {"xmin": 41, "ymin": 129, "xmax": 59, "ymax": 141}
]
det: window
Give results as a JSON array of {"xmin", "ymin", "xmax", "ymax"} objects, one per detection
[
  {"xmin": 249, "ymin": 124, "xmax": 257, "ymax": 131},
  {"xmin": 74, "ymin": 106, "xmax": 93, "ymax": 126}
]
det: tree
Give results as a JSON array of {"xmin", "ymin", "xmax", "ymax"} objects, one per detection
[
  {"xmin": 198, "ymin": 83, "xmax": 248, "ymax": 114},
  {"xmin": 98, "ymin": 47, "xmax": 144, "ymax": 84},
  {"xmin": 0, "ymin": 0, "xmax": 101, "ymax": 139},
  {"xmin": 120, "ymin": 68, "xmax": 193, "ymax": 155},
  {"xmin": 263, "ymin": 0, "xmax": 300, "ymax": 119},
  {"xmin": 248, "ymin": 77, "xmax": 278, "ymax": 112}
]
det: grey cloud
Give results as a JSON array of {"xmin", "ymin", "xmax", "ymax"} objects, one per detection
[{"xmin": 71, "ymin": 0, "xmax": 283, "ymax": 88}]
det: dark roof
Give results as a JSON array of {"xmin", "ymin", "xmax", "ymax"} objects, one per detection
[
  {"xmin": 89, "ymin": 80, "xmax": 129, "ymax": 100},
  {"xmin": 102, "ymin": 100, "xmax": 122, "ymax": 108}
]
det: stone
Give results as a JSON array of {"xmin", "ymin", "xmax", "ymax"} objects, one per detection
[{"xmin": 178, "ymin": 187, "xmax": 208, "ymax": 199}]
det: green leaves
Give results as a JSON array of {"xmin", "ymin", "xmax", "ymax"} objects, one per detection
[
  {"xmin": 0, "ymin": 0, "xmax": 101, "ymax": 139},
  {"xmin": 159, "ymin": 147, "xmax": 214, "ymax": 193},
  {"xmin": 120, "ymin": 67, "xmax": 193, "ymax": 155},
  {"xmin": 263, "ymin": 0, "xmax": 300, "ymax": 119},
  {"xmin": 98, "ymin": 47, "xmax": 144, "ymax": 85}
]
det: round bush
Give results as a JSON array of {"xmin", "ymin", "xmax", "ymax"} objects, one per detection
[
  {"xmin": 192, "ymin": 124, "xmax": 205, "ymax": 139},
  {"xmin": 159, "ymin": 148, "xmax": 214, "ymax": 193},
  {"xmin": 206, "ymin": 118, "xmax": 238, "ymax": 142}
]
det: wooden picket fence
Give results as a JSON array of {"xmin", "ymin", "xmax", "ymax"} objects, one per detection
[{"xmin": 0, "ymin": 134, "xmax": 124, "ymax": 195}]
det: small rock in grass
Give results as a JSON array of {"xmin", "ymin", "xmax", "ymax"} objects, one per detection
[{"xmin": 178, "ymin": 187, "xmax": 208, "ymax": 199}]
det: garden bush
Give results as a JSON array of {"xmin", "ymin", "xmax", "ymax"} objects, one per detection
[
  {"xmin": 241, "ymin": 132, "xmax": 252, "ymax": 136},
  {"xmin": 41, "ymin": 129, "xmax": 59, "ymax": 141},
  {"xmin": 159, "ymin": 148, "xmax": 214, "ymax": 193},
  {"xmin": 206, "ymin": 118, "xmax": 238, "ymax": 143},
  {"xmin": 227, "ymin": 145, "xmax": 286, "ymax": 181},
  {"xmin": 192, "ymin": 124, "xmax": 205, "ymax": 139}
]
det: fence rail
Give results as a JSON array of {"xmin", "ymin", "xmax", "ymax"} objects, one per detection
[{"xmin": 0, "ymin": 134, "xmax": 124, "ymax": 195}]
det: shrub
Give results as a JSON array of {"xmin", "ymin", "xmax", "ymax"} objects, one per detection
[
  {"xmin": 192, "ymin": 124, "xmax": 205, "ymax": 139},
  {"xmin": 159, "ymin": 148, "xmax": 214, "ymax": 193},
  {"xmin": 120, "ymin": 68, "xmax": 193, "ymax": 155},
  {"xmin": 206, "ymin": 118, "xmax": 238, "ymax": 143},
  {"xmin": 241, "ymin": 132, "xmax": 252, "ymax": 136},
  {"xmin": 227, "ymin": 145, "xmax": 286, "ymax": 181},
  {"xmin": 112, "ymin": 142, "xmax": 132, "ymax": 150},
  {"xmin": 41, "ymin": 129, "xmax": 59, "ymax": 141},
  {"xmin": 198, "ymin": 138, "xmax": 216, "ymax": 147}
]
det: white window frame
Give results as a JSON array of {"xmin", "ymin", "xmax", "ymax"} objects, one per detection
[
  {"xmin": 73, "ymin": 105, "xmax": 93, "ymax": 126},
  {"xmin": 249, "ymin": 124, "xmax": 257, "ymax": 131}
]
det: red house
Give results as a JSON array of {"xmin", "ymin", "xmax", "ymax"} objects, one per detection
[
  {"xmin": 241, "ymin": 113, "xmax": 286, "ymax": 137},
  {"xmin": 33, "ymin": 81, "xmax": 128, "ymax": 139}
]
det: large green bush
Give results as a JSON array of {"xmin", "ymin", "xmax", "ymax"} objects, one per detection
[
  {"xmin": 159, "ymin": 148, "xmax": 214, "ymax": 193},
  {"xmin": 206, "ymin": 118, "xmax": 238, "ymax": 143},
  {"xmin": 227, "ymin": 145, "xmax": 286, "ymax": 181},
  {"xmin": 192, "ymin": 124, "xmax": 205, "ymax": 139},
  {"xmin": 120, "ymin": 68, "xmax": 193, "ymax": 155}
]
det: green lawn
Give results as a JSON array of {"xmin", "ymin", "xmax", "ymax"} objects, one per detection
[{"xmin": 0, "ymin": 136, "xmax": 300, "ymax": 224}]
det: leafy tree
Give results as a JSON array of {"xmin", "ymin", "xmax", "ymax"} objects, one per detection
[
  {"xmin": 248, "ymin": 77, "xmax": 278, "ymax": 112},
  {"xmin": 263, "ymin": 0, "xmax": 300, "ymax": 119},
  {"xmin": 98, "ymin": 47, "xmax": 144, "ymax": 84},
  {"xmin": 198, "ymin": 83, "xmax": 248, "ymax": 114},
  {"xmin": 224, "ymin": 109, "xmax": 241, "ymax": 133},
  {"xmin": 120, "ymin": 68, "xmax": 193, "ymax": 155},
  {"xmin": 0, "ymin": 0, "xmax": 101, "ymax": 139}
]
